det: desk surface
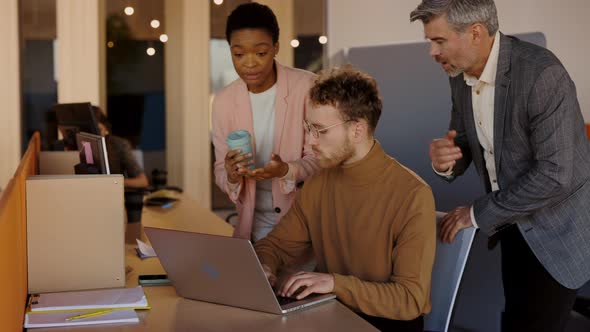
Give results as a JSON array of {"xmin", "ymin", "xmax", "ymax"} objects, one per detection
[{"xmin": 33, "ymin": 194, "xmax": 377, "ymax": 331}]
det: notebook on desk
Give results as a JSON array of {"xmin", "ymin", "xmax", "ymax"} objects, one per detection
[
  {"xmin": 24, "ymin": 309, "xmax": 139, "ymax": 329},
  {"xmin": 144, "ymin": 227, "xmax": 336, "ymax": 314},
  {"xmin": 24, "ymin": 287, "xmax": 147, "ymax": 329},
  {"xmin": 28, "ymin": 286, "xmax": 149, "ymax": 312}
]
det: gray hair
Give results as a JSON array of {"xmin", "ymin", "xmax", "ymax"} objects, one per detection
[{"xmin": 410, "ymin": 0, "xmax": 499, "ymax": 36}]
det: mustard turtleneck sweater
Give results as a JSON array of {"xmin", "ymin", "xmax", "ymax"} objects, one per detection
[{"xmin": 255, "ymin": 141, "xmax": 436, "ymax": 320}]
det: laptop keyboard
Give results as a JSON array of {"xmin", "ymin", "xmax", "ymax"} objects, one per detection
[
  {"xmin": 276, "ymin": 295, "xmax": 299, "ymax": 306},
  {"xmin": 276, "ymin": 293, "xmax": 322, "ymax": 306}
]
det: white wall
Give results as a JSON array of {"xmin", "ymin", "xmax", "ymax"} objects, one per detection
[
  {"xmin": 0, "ymin": 0, "xmax": 21, "ymax": 189},
  {"xmin": 327, "ymin": 0, "xmax": 590, "ymax": 120},
  {"xmin": 258, "ymin": 0, "xmax": 294, "ymax": 67},
  {"xmin": 165, "ymin": 0, "xmax": 212, "ymax": 207},
  {"xmin": 56, "ymin": 0, "xmax": 105, "ymax": 108}
]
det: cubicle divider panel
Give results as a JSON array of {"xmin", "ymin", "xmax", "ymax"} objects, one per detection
[
  {"xmin": 26, "ymin": 175, "xmax": 126, "ymax": 293},
  {"xmin": 17, "ymin": 132, "xmax": 40, "ymax": 178},
  {"xmin": 0, "ymin": 179, "xmax": 26, "ymax": 332},
  {"xmin": 0, "ymin": 132, "xmax": 40, "ymax": 332}
]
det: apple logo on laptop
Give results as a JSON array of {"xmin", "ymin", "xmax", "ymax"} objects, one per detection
[{"xmin": 200, "ymin": 261, "xmax": 220, "ymax": 279}]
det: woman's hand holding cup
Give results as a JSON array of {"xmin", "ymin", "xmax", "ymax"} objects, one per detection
[{"xmin": 224, "ymin": 149, "xmax": 253, "ymax": 183}]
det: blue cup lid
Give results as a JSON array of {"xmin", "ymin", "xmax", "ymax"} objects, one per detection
[{"xmin": 227, "ymin": 130, "xmax": 251, "ymax": 145}]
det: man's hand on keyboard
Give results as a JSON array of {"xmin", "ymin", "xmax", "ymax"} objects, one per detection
[{"xmin": 278, "ymin": 271, "xmax": 334, "ymax": 300}]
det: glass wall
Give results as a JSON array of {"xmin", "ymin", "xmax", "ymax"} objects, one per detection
[
  {"xmin": 20, "ymin": 0, "xmax": 58, "ymax": 151},
  {"xmin": 19, "ymin": 0, "xmax": 168, "ymax": 181},
  {"xmin": 106, "ymin": 0, "xmax": 167, "ymax": 179},
  {"xmin": 293, "ymin": 0, "xmax": 326, "ymax": 72}
]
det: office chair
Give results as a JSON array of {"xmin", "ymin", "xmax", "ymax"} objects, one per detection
[{"xmin": 424, "ymin": 212, "xmax": 477, "ymax": 332}]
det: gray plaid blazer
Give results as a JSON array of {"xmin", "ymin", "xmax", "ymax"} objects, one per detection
[{"xmin": 444, "ymin": 33, "xmax": 590, "ymax": 289}]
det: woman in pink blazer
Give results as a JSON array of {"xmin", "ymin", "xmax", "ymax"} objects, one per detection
[{"xmin": 212, "ymin": 3, "xmax": 318, "ymax": 240}]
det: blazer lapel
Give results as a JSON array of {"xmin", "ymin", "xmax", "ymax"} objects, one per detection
[
  {"xmin": 234, "ymin": 78, "xmax": 257, "ymax": 210},
  {"xmin": 273, "ymin": 62, "xmax": 289, "ymax": 154},
  {"xmin": 493, "ymin": 33, "xmax": 512, "ymax": 175}
]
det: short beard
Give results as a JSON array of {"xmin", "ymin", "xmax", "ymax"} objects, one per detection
[
  {"xmin": 446, "ymin": 68, "xmax": 463, "ymax": 78},
  {"xmin": 317, "ymin": 136, "xmax": 354, "ymax": 168},
  {"xmin": 447, "ymin": 49, "xmax": 478, "ymax": 78}
]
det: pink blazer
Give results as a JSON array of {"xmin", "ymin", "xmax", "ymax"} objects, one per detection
[{"xmin": 212, "ymin": 62, "xmax": 319, "ymax": 239}]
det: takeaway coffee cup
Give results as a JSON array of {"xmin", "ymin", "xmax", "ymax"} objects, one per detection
[{"xmin": 227, "ymin": 129, "xmax": 254, "ymax": 169}]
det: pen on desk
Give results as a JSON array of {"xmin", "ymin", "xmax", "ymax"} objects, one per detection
[{"xmin": 66, "ymin": 309, "xmax": 114, "ymax": 321}]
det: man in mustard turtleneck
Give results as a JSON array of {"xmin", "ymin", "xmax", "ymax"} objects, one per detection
[{"xmin": 254, "ymin": 67, "xmax": 436, "ymax": 332}]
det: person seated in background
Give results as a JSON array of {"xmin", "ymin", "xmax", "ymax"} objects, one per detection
[
  {"xmin": 254, "ymin": 67, "xmax": 436, "ymax": 332},
  {"xmin": 91, "ymin": 106, "xmax": 149, "ymax": 188}
]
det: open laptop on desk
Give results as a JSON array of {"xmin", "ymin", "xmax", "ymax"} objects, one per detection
[{"xmin": 144, "ymin": 227, "xmax": 336, "ymax": 314}]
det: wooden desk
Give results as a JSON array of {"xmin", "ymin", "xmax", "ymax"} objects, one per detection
[{"xmin": 33, "ymin": 195, "xmax": 377, "ymax": 331}]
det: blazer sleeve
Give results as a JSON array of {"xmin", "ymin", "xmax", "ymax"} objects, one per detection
[
  {"xmin": 290, "ymin": 96, "xmax": 320, "ymax": 183},
  {"xmin": 435, "ymin": 78, "xmax": 473, "ymax": 181},
  {"xmin": 211, "ymin": 94, "xmax": 242, "ymax": 203},
  {"xmin": 473, "ymin": 64, "xmax": 579, "ymax": 234},
  {"xmin": 279, "ymin": 74, "xmax": 320, "ymax": 191}
]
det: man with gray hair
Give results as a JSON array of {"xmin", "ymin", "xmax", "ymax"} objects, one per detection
[{"xmin": 411, "ymin": 0, "xmax": 590, "ymax": 331}]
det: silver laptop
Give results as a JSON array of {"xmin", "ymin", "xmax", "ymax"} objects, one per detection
[{"xmin": 144, "ymin": 227, "xmax": 336, "ymax": 314}]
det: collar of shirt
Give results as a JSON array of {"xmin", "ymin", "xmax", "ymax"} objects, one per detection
[{"xmin": 463, "ymin": 31, "xmax": 501, "ymax": 87}]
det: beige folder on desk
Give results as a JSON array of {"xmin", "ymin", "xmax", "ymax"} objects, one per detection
[{"xmin": 26, "ymin": 175, "xmax": 126, "ymax": 293}]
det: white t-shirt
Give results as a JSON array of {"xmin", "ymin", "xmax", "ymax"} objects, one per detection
[{"xmin": 249, "ymin": 84, "xmax": 278, "ymax": 241}]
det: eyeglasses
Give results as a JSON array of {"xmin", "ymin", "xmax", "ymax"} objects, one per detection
[{"xmin": 304, "ymin": 119, "xmax": 351, "ymax": 139}]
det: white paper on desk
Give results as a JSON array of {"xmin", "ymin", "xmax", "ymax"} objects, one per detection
[
  {"xmin": 30, "ymin": 286, "xmax": 148, "ymax": 312},
  {"xmin": 25, "ymin": 309, "xmax": 139, "ymax": 328},
  {"xmin": 136, "ymin": 239, "xmax": 157, "ymax": 258}
]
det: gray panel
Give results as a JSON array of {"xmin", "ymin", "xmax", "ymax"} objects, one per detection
[
  {"xmin": 426, "ymin": 212, "xmax": 476, "ymax": 332},
  {"xmin": 340, "ymin": 32, "xmax": 546, "ymax": 332},
  {"xmin": 347, "ymin": 41, "xmax": 483, "ymax": 212}
]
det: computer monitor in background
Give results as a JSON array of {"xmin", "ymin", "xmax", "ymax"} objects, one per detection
[
  {"xmin": 75, "ymin": 132, "xmax": 111, "ymax": 174},
  {"xmin": 55, "ymin": 102, "xmax": 101, "ymax": 150}
]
